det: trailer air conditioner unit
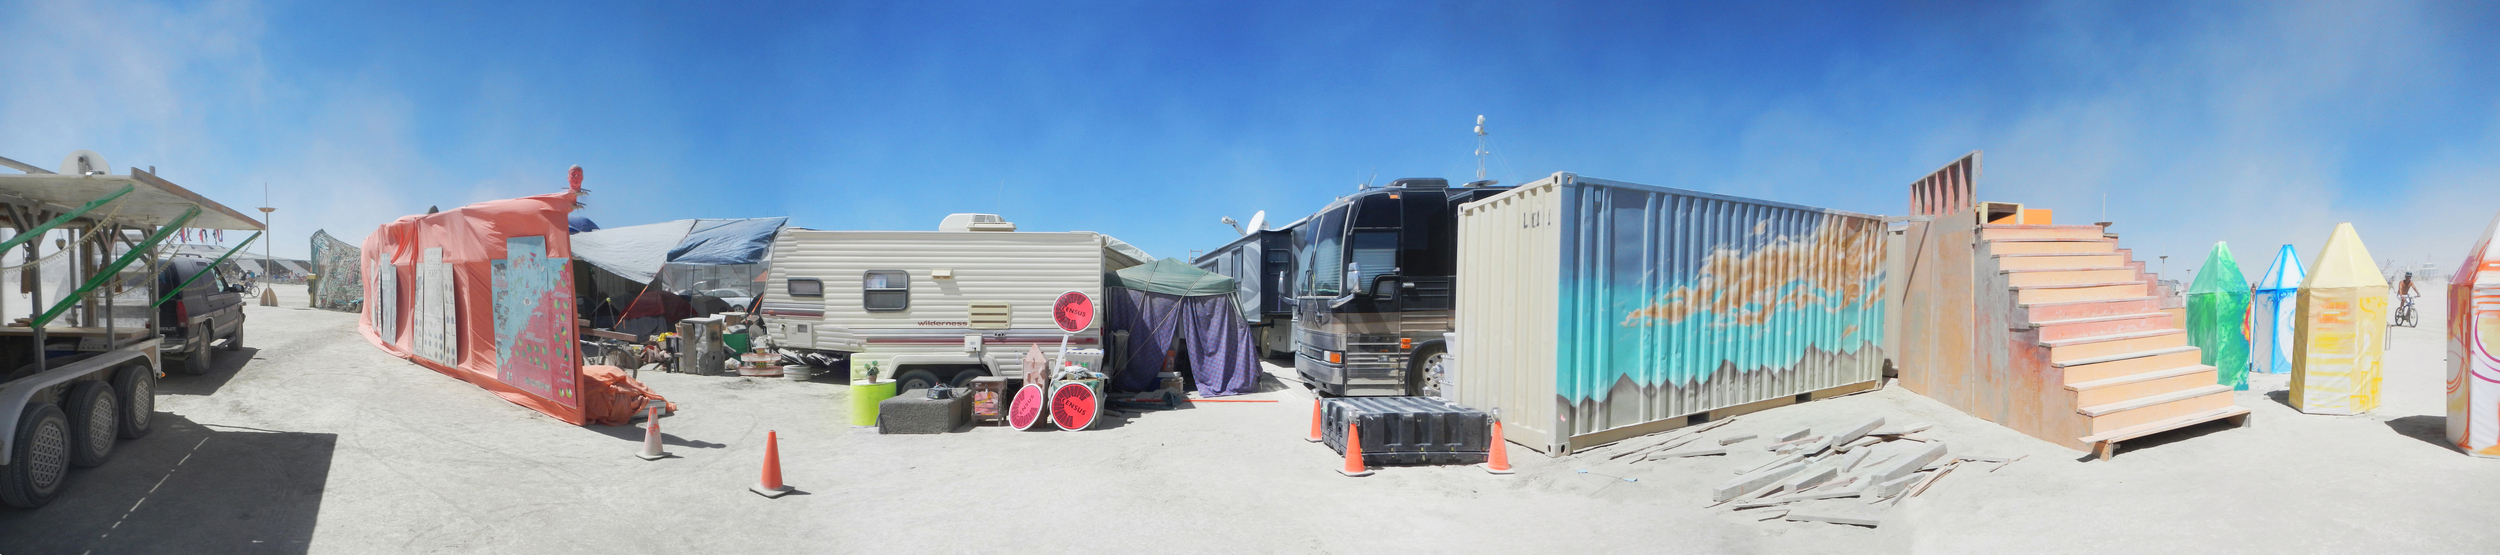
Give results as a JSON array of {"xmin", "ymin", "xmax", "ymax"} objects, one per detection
[{"xmin": 939, "ymin": 213, "xmax": 1017, "ymax": 232}]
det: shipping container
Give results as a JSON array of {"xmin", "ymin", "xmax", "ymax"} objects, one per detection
[{"xmin": 1453, "ymin": 173, "xmax": 1889, "ymax": 454}]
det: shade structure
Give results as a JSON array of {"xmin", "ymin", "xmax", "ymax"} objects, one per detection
[
  {"xmin": 2252, "ymin": 245, "xmax": 2304, "ymax": 374},
  {"xmin": 2187, "ymin": 242, "xmax": 2253, "ymax": 390},
  {"xmin": 2291, "ymin": 223, "xmax": 2387, "ymax": 415},
  {"xmin": 2447, "ymin": 210, "xmax": 2500, "ymax": 457}
]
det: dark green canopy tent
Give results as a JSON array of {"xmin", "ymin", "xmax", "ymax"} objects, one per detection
[{"xmin": 1100, "ymin": 258, "xmax": 1261, "ymax": 396}]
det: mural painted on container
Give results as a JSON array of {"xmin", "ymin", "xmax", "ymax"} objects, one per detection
[
  {"xmin": 2252, "ymin": 245, "xmax": 2304, "ymax": 375},
  {"xmin": 414, "ymin": 247, "xmax": 458, "ymax": 364},
  {"xmin": 492, "ymin": 236, "xmax": 579, "ymax": 408},
  {"xmin": 1560, "ymin": 194, "xmax": 1886, "ymax": 412},
  {"xmin": 2292, "ymin": 223, "xmax": 2385, "ymax": 416},
  {"xmin": 371, "ymin": 248, "xmax": 397, "ymax": 345},
  {"xmin": 2446, "ymin": 211, "xmax": 2500, "ymax": 457},
  {"xmin": 2187, "ymin": 242, "xmax": 2253, "ymax": 390}
]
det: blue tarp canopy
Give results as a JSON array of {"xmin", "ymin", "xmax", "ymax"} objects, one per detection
[
  {"xmin": 568, "ymin": 216, "xmax": 600, "ymax": 234},
  {"xmin": 669, "ymin": 217, "xmax": 787, "ymax": 265}
]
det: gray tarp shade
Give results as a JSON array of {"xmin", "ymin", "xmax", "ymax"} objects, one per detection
[
  {"xmin": 573, "ymin": 218, "xmax": 787, "ymax": 284},
  {"xmin": 1104, "ymin": 258, "xmax": 1236, "ymax": 296},
  {"xmin": 570, "ymin": 220, "xmax": 698, "ymax": 284},
  {"xmin": 668, "ymin": 217, "xmax": 787, "ymax": 265}
]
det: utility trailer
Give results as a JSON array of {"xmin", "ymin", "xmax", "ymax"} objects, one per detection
[
  {"xmin": 0, "ymin": 151, "xmax": 265, "ymax": 508},
  {"xmin": 759, "ymin": 214, "xmax": 1150, "ymax": 392}
]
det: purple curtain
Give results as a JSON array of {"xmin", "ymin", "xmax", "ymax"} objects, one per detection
[{"xmin": 1105, "ymin": 288, "xmax": 1262, "ymax": 396}]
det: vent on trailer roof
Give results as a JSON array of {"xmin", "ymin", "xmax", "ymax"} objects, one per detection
[{"xmin": 939, "ymin": 213, "xmax": 1017, "ymax": 232}]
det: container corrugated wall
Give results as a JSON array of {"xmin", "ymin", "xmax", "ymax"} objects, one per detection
[
  {"xmin": 1453, "ymin": 180, "xmax": 1564, "ymax": 452},
  {"xmin": 1458, "ymin": 173, "xmax": 1888, "ymax": 453}
]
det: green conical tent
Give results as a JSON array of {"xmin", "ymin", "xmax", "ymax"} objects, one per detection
[{"xmin": 2187, "ymin": 242, "xmax": 2253, "ymax": 390}]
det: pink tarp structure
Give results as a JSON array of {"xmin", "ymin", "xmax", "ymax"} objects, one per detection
[{"xmin": 358, "ymin": 190, "xmax": 666, "ymax": 425}]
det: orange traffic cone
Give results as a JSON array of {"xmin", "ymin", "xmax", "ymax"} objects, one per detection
[
  {"xmin": 636, "ymin": 405, "xmax": 670, "ymax": 460},
  {"xmin": 1483, "ymin": 415, "xmax": 1514, "ymax": 475},
  {"xmin": 1338, "ymin": 421, "xmax": 1373, "ymax": 477},
  {"xmin": 750, "ymin": 430, "xmax": 793, "ymax": 498},
  {"xmin": 1306, "ymin": 399, "xmax": 1325, "ymax": 443}
]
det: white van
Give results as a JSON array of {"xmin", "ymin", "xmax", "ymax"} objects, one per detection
[{"xmin": 758, "ymin": 214, "xmax": 1148, "ymax": 391}]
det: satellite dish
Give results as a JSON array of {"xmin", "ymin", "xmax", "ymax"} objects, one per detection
[
  {"xmin": 60, "ymin": 150, "xmax": 109, "ymax": 176},
  {"xmin": 1245, "ymin": 210, "xmax": 1267, "ymax": 235}
]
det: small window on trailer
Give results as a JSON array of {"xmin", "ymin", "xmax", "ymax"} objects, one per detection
[
  {"xmin": 788, "ymin": 278, "xmax": 824, "ymax": 297},
  {"xmin": 863, "ymin": 270, "xmax": 909, "ymax": 311}
]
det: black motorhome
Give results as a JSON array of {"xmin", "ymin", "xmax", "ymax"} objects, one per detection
[
  {"xmin": 1191, "ymin": 222, "xmax": 1300, "ymax": 358},
  {"xmin": 1290, "ymin": 178, "xmax": 1508, "ymax": 397}
]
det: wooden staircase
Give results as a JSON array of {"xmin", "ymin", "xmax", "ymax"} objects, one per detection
[{"xmin": 1980, "ymin": 223, "xmax": 2250, "ymax": 458}]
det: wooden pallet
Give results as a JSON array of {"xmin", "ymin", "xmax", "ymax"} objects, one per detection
[{"xmin": 2077, "ymin": 406, "xmax": 2252, "ymax": 461}]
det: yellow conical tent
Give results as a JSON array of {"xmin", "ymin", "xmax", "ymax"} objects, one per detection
[{"xmin": 2291, "ymin": 223, "xmax": 2388, "ymax": 415}]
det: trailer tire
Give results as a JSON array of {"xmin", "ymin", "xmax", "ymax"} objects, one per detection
[
  {"xmin": 63, "ymin": 381, "xmax": 117, "ymax": 468},
  {"xmin": 895, "ymin": 369, "xmax": 943, "ymax": 393},
  {"xmin": 1, "ymin": 403, "xmax": 72, "ymax": 509},
  {"xmin": 948, "ymin": 368, "xmax": 991, "ymax": 388},
  {"xmin": 180, "ymin": 325, "xmax": 212, "ymax": 376},
  {"xmin": 114, "ymin": 364, "xmax": 155, "ymax": 439}
]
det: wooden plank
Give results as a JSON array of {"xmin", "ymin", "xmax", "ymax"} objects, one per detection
[{"xmin": 2079, "ymin": 406, "xmax": 2253, "ymax": 444}]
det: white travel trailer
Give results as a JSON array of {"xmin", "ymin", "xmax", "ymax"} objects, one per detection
[{"xmin": 758, "ymin": 214, "xmax": 1149, "ymax": 391}]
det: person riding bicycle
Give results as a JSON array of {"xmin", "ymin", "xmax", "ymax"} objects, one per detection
[{"xmin": 2394, "ymin": 271, "xmax": 2421, "ymax": 327}]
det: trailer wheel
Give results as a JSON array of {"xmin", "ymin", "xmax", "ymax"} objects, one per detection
[
  {"xmin": 114, "ymin": 364, "xmax": 155, "ymax": 439},
  {"xmin": 180, "ymin": 325, "xmax": 212, "ymax": 375},
  {"xmin": 63, "ymin": 381, "xmax": 117, "ymax": 468},
  {"xmin": 894, "ymin": 369, "xmax": 943, "ymax": 392},
  {"xmin": 948, "ymin": 368, "xmax": 990, "ymax": 389},
  {"xmin": 1, "ymin": 403, "xmax": 72, "ymax": 509}
]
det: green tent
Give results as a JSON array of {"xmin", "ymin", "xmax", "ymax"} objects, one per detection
[
  {"xmin": 1105, "ymin": 258, "xmax": 1250, "ymax": 318},
  {"xmin": 2187, "ymin": 242, "xmax": 2253, "ymax": 390}
]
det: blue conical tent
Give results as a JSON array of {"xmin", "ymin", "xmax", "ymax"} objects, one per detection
[{"xmin": 2252, "ymin": 245, "xmax": 2304, "ymax": 374}]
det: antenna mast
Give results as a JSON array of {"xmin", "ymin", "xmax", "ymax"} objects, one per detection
[{"xmin": 1473, "ymin": 115, "xmax": 1489, "ymax": 181}]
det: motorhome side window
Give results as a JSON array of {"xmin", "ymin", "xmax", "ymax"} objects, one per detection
[
  {"xmin": 863, "ymin": 270, "xmax": 909, "ymax": 311},
  {"xmin": 788, "ymin": 278, "xmax": 824, "ymax": 297}
]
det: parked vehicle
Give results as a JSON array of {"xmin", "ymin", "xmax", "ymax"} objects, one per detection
[
  {"xmin": 758, "ymin": 214, "xmax": 1149, "ymax": 392},
  {"xmin": 0, "ymin": 150, "xmax": 264, "ymax": 509},
  {"xmin": 1190, "ymin": 218, "xmax": 1302, "ymax": 358},
  {"xmin": 157, "ymin": 257, "xmax": 248, "ymax": 375},
  {"xmin": 1289, "ymin": 178, "xmax": 1510, "ymax": 397}
]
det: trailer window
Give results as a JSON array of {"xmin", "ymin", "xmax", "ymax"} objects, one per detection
[
  {"xmin": 787, "ymin": 278, "xmax": 823, "ymax": 297},
  {"xmin": 863, "ymin": 270, "xmax": 909, "ymax": 311},
  {"xmin": 1348, "ymin": 231, "xmax": 1397, "ymax": 287}
]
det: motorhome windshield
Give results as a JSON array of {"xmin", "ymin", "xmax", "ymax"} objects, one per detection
[{"xmin": 1299, "ymin": 205, "xmax": 1348, "ymax": 296}]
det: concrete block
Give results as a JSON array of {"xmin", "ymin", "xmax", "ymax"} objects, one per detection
[
  {"xmin": 1787, "ymin": 510, "xmax": 1883, "ymax": 527},
  {"xmin": 1874, "ymin": 442, "xmax": 1950, "ymax": 483},
  {"xmin": 1714, "ymin": 463, "xmax": 1807, "ymax": 502},
  {"xmin": 1718, "ymin": 433, "xmax": 1758, "ymax": 445},
  {"xmin": 1786, "ymin": 485, "xmax": 1866, "ymax": 501},
  {"xmin": 1831, "ymin": 417, "xmax": 1885, "ymax": 447}
]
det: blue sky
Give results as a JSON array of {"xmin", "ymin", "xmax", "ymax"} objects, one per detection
[{"xmin": 4, "ymin": 0, "xmax": 2497, "ymax": 281}]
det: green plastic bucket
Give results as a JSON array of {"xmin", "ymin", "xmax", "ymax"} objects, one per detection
[{"xmin": 851, "ymin": 381, "xmax": 897, "ymax": 427}]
